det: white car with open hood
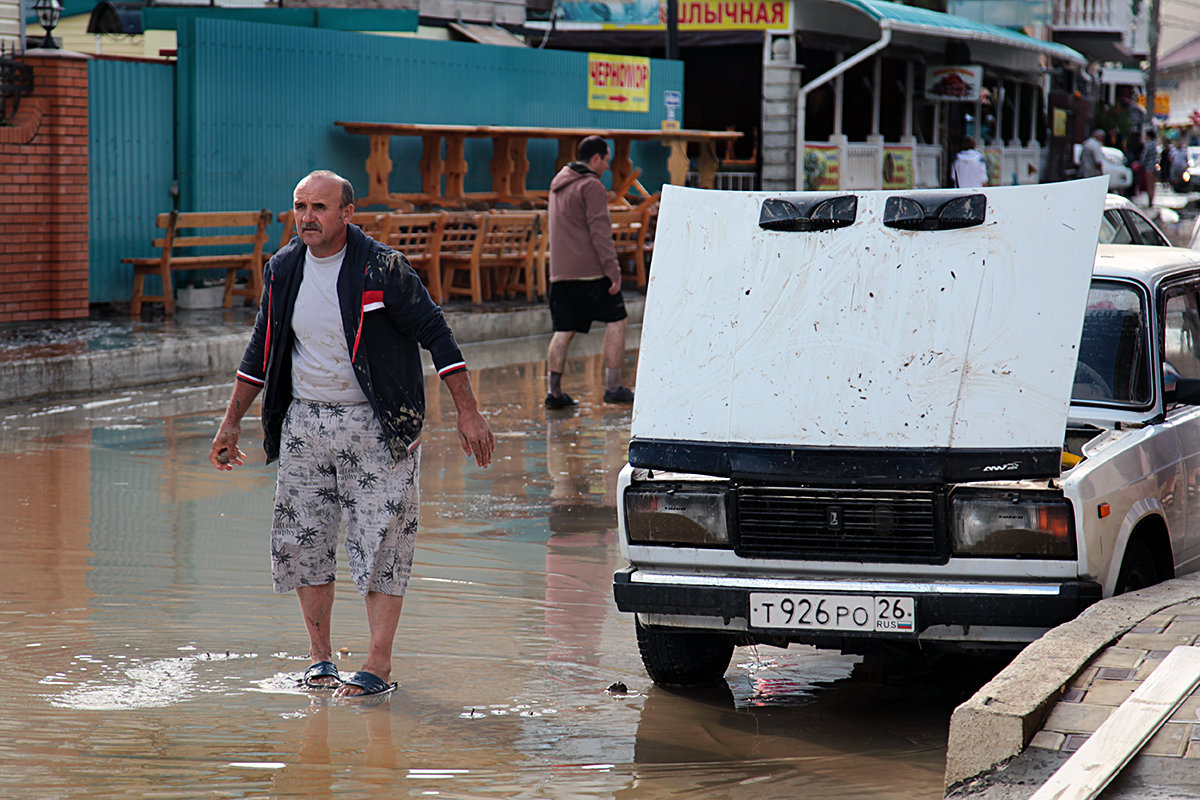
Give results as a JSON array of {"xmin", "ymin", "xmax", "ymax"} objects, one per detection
[{"xmin": 614, "ymin": 178, "xmax": 1200, "ymax": 687}]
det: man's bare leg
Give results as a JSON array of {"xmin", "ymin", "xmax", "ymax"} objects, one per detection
[
  {"xmin": 603, "ymin": 318, "xmax": 628, "ymax": 391},
  {"xmin": 297, "ymin": 582, "xmax": 338, "ymax": 687},
  {"xmin": 334, "ymin": 591, "xmax": 404, "ymax": 697},
  {"xmin": 547, "ymin": 330, "xmax": 575, "ymax": 373},
  {"xmin": 547, "ymin": 330, "xmax": 576, "ymax": 397}
]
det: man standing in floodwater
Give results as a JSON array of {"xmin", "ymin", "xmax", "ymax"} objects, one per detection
[
  {"xmin": 544, "ymin": 135, "xmax": 635, "ymax": 408},
  {"xmin": 209, "ymin": 170, "xmax": 494, "ymax": 698}
]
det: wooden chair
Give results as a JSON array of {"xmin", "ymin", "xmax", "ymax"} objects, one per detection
[
  {"xmin": 496, "ymin": 212, "xmax": 541, "ymax": 301},
  {"xmin": 352, "ymin": 212, "xmax": 393, "ymax": 241},
  {"xmin": 609, "ymin": 166, "xmax": 643, "ymax": 209},
  {"xmin": 441, "ymin": 212, "xmax": 538, "ymax": 304},
  {"xmin": 611, "ymin": 206, "xmax": 650, "ymax": 291},
  {"xmin": 125, "ymin": 209, "xmax": 272, "ymax": 316},
  {"xmin": 377, "ymin": 212, "xmax": 447, "ymax": 304},
  {"xmin": 531, "ymin": 210, "xmax": 549, "ymax": 300},
  {"xmin": 641, "ymin": 203, "xmax": 658, "ymax": 285},
  {"xmin": 496, "ymin": 208, "xmax": 548, "ymax": 300}
]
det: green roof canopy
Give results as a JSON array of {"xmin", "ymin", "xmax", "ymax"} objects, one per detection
[{"xmin": 796, "ymin": 0, "xmax": 1085, "ymax": 71}]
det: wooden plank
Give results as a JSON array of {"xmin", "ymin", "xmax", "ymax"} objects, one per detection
[
  {"xmin": 335, "ymin": 121, "xmax": 742, "ymax": 143},
  {"xmin": 174, "ymin": 211, "xmax": 267, "ymax": 227},
  {"xmin": 1029, "ymin": 645, "xmax": 1200, "ymax": 800}
]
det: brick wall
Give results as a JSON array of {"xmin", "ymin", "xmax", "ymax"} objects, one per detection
[{"xmin": 0, "ymin": 51, "xmax": 90, "ymax": 323}]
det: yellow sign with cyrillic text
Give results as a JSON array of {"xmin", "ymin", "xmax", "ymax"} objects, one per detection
[
  {"xmin": 560, "ymin": 0, "xmax": 789, "ymax": 30},
  {"xmin": 589, "ymin": 54, "xmax": 650, "ymax": 112},
  {"xmin": 675, "ymin": 0, "xmax": 789, "ymax": 30}
]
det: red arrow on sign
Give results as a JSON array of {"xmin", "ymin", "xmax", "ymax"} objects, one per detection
[{"xmin": 608, "ymin": 94, "xmax": 628, "ymax": 103}]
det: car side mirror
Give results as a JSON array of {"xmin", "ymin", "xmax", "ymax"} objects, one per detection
[{"xmin": 1165, "ymin": 377, "xmax": 1200, "ymax": 405}]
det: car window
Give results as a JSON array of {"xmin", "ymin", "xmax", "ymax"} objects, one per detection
[
  {"xmin": 1125, "ymin": 210, "xmax": 1170, "ymax": 246},
  {"xmin": 1163, "ymin": 288, "xmax": 1200, "ymax": 399},
  {"xmin": 1073, "ymin": 281, "xmax": 1151, "ymax": 406},
  {"xmin": 1099, "ymin": 209, "xmax": 1133, "ymax": 244}
]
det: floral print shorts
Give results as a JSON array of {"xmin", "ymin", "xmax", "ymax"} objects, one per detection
[{"xmin": 271, "ymin": 400, "xmax": 420, "ymax": 597}]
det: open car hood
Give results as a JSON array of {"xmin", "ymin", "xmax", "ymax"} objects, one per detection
[{"xmin": 629, "ymin": 179, "xmax": 1108, "ymax": 484}]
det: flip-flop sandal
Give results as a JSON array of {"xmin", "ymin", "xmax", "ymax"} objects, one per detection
[
  {"xmin": 337, "ymin": 670, "xmax": 397, "ymax": 698},
  {"xmin": 302, "ymin": 660, "xmax": 342, "ymax": 690}
]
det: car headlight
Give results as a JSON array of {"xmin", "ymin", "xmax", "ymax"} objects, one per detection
[
  {"xmin": 624, "ymin": 486, "xmax": 730, "ymax": 546},
  {"xmin": 951, "ymin": 491, "xmax": 1075, "ymax": 557}
]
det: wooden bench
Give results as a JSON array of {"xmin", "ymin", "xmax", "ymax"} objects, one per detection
[
  {"xmin": 126, "ymin": 209, "xmax": 272, "ymax": 316},
  {"xmin": 441, "ymin": 211, "xmax": 538, "ymax": 305}
]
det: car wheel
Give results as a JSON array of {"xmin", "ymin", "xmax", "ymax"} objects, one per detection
[
  {"xmin": 1115, "ymin": 538, "xmax": 1159, "ymax": 595},
  {"xmin": 635, "ymin": 619, "xmax": 734, "ymax": 688}
]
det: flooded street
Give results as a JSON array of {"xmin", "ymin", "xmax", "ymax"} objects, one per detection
[{"xmin": 0, "ymin": 339, "xmax": 998, "ymax": 800}]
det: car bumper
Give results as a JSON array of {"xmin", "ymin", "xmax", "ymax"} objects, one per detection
[{"xmin": 613, "ymin": 567, "xmax": 1102, "ymax": 639}]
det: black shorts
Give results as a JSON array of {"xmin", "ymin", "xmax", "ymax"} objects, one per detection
[{"xmin": 549, "ymin": 278, "xmax": 627, "ymax": 333}]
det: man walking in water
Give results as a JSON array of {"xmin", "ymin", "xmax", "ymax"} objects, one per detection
[
  {"xmin": 544, "ymin": 135, "xmax": 635, "ymax": 408},
  {"xmin": 210, "ymin": 170, "xmax": 494, "ymax": 698}
]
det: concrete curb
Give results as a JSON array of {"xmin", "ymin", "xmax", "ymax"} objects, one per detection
[
  {"xmin": 0, "ymin": 333, "xmax": 252, "ymax": 406},
  {"xmin": 944, "ymin": 572, "xmax": 1200, "ymax": 790},
  {"xmin": 0, "ymin": 300, "xmax": 644, "ymax": 405}
]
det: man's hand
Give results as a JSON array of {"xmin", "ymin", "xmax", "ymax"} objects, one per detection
[
  {"xmin": 211, "ymin": 380, "xmax": 260, "ymax": 470},
  {"xmin": 608, "ymin": 275, "xmax": 622, "ymax": 295},
  {"xmin": 457, "ymin": 410, "xmax": 494, "ymax": 468},
  {"xmin": 209, "ymin": 423, "xmax": 247, "ymax": 470},
  {"xmin": 444, "ymin": 370, "xmax": 493, "ymax": 468}
]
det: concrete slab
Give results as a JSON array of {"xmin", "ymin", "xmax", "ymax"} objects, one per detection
[{"xmin": 944, "ymin": 573, "xmax": 1200, "ymax": 791}]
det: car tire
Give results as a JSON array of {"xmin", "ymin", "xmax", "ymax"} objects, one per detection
[
  {"xmin": 635, "ymin": 619, "xmax": 734, "ymax": 688},
  {"xmin": 1115, "ymin": 538, "xmax": 1159, "ymax": 595}
]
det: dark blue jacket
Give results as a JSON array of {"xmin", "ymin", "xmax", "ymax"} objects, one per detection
[{"xmin": 236, "ymin": 223, "xmax": 466, "ymax": 463}]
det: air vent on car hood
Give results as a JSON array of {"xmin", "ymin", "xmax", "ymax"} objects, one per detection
[
  {"xmin": 759, "ymin": 195, "xmax": 857, "ymax": 231},
  {"xmin": 884, "ymin": 193, "xmax": 986, "ymax": 230}
]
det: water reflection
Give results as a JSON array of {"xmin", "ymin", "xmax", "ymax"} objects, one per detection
[{"xmin": 0, "ymin": 340, "xmax": 977, "ymax": 799}]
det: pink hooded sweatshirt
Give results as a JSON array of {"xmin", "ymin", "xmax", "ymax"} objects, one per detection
[{"xmin": 547, "ymin": 162, "xmax": 621, "ymax": 284}]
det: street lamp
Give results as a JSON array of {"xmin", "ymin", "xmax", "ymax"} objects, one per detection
[{"xmin": 32, "ymin": 0, "xmax": 62, "ymax": 49}]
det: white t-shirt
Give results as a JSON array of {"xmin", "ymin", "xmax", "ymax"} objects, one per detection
[{"xmin": 291, "ymin": 246, "xmax": 368, "ymax": 403}]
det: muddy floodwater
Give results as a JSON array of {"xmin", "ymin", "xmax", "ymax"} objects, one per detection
[{"xmin": 0, "ymin": 340, "xmax": 1000, "ymax": 800}]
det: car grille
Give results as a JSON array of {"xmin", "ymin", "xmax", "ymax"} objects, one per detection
[{"xmin": 735, "ymin": 486, "xmax": 945, "ymax": 563}]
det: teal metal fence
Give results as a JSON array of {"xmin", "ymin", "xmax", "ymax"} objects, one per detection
[
  {"xmin": 88, "ymin": 19, "xmax": 684, "ymax": 305},
  {"xmin": 88, "ymin": 58, "xmax": 175, "ymax": 304}
]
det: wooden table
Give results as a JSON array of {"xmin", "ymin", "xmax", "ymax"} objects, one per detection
[{"xmin": 334, "ymin": 121, "xmax": 742, "ymax": 208}]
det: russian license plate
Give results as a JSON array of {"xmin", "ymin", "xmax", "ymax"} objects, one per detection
[{"xmin": 749, "ymin": 593, "xmax": 916, "ymax": 633}]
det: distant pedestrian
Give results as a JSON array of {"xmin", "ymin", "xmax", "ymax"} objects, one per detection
[
  {"xmin": 951, "ymin": 137, "xmax": 988, "ymax": 188},
  {"xmin": 544, "ymin": 135, "xmax": 634, "ymax": 408},
  {"xmin": 1140, "ymin": 129, "xmax": 1158, "ymax": 207},
  {"xmin": 1078, "ymin": 128, "xmax": 1106, "ymax": 179},
  {"xmin": 209, "ymin": 169, "xmax": 494, "ymax": 698}
]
